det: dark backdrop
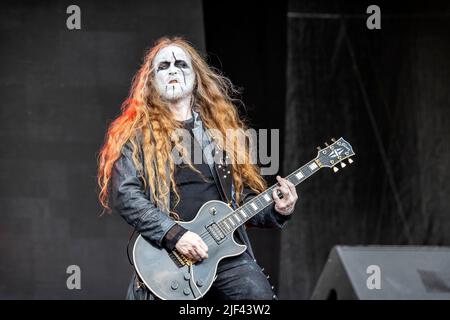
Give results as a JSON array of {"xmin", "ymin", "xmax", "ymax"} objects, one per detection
[
  {"xmin": 0, "ymin": 0, "xmax": 205, "ymax": 299},
  {"xmin": 280, "ymin": 0, "xmax": 450, "ymax": 299}
]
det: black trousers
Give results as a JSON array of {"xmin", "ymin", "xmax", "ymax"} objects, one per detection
[
  {"xmin": 202, "ymin": 251, "xmax": 277, "ymax": 300},
  {"xmin": 127, "ymin": 251, "xmax": 277, "ymax": 300}
]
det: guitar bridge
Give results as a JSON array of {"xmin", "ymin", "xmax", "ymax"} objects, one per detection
[{"xmin": 169, "ymin": 250, "xmax": 194, "ymax": 267}]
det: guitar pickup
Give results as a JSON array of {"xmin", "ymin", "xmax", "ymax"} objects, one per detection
[{"xmin": 206, "ymin": 223, "xmax": 226, "ymax": 244}]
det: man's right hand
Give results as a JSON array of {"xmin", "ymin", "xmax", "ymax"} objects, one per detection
[{"xmin": 175, "ymin": 231, "xmax": 208, "ymax": 262}]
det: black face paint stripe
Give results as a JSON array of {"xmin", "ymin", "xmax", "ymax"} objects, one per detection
[
  {"xmin": 180, "ymin": 68, "xmax": 186, "ymax": 85},
  {"xmin": 172, "ymin": 51, "xmax": 188, "ymax": 85}
]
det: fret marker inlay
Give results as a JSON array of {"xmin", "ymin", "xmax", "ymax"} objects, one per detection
[
  {"xmin": 295, "ymin": 171, "xmax": 304, "ymax": 179},
  {"xmin": 308, "ymin": 162, "xmax": 318, "ymax": 171}
]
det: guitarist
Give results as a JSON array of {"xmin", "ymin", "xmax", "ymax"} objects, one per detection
[{"xmin": 97, "ymin": 37, "xmax": 298, "ymax": 300}]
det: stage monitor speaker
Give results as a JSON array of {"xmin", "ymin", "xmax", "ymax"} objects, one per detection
[{"xmin": 311, "ymin": 246, "xmax": 450, "ymax": 300}]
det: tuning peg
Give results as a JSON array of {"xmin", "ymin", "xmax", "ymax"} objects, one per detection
[
  {"xmin": 340, "ymin": 162, "xmax": 346, "ymax": 168},
  {"xmin": 331, "ymin": 137, "xmax": 336, "ymax": 142},
  {"xmin": 333, "ymin": 166, "xmax": 339, "ymax": 173},
  {"xmin": 316, "ymin": 146, "xmax": 321, "ymax": 151},
  {"xmin": 348, "ymin": 158, "xmax": 354, "ymax": 164},
  {"xmin": 324, "ymin": 142, "xmax": 329, "ymax": 147}
]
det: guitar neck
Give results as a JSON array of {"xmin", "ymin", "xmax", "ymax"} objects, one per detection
[{"xmin": 216, "ymin": 158, "xmax": 322, "ymax": 234}]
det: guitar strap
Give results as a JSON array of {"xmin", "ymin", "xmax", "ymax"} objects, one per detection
[
  {"xmin": 191, "ymin": 108, "xmax": 233, "ymax": 205},
  {"xmin": 211, "ymin": 140, "xmax": 234, "ymax": 205}
]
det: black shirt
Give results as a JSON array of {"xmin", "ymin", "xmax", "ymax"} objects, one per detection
[
  {"xmin": 170, "ymin": 117, "xmax": 222, "ymax": 221},
  {"xmin": 162, "ymin": 117, "xmax": 222, "ymax": 250}
]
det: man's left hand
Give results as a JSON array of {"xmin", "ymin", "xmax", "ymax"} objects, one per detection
[{"xmin": 272, "ymin": 175, "xmax": 298, "ymax": 215}]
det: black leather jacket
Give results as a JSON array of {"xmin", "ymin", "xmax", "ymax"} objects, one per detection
[{"xmin": 110, "ymin": 111, "xmax": 290, "ymax": 299}]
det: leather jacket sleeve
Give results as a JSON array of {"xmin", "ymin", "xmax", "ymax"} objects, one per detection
[
  {"xmin": 110, "ymin": 140, "xmax": 178, "ymax": 248},
  {"xmin": 241, "ymin": 187, "xmax": 292, "ymax": 229},
  {"xmin": 161, "ymin": 224, "xmax": 188, "ymax": 251}
]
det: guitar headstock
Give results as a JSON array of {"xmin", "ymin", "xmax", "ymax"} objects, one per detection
[{"xmin": 316, "ymin": 137, "xmax": 355, "ymax": 172}]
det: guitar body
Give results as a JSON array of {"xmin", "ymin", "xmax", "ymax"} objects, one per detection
[{"xmin": 133, "ymin": 200, "xmax": 247, "ymax": 300}]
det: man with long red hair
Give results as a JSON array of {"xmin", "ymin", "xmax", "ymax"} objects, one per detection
[{"xmin": 97, "ymin": 37, "xmax": 298, "ymax": 300}]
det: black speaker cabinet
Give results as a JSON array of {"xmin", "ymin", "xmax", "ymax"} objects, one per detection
[{"xmin": 311, "ymin": 246, "xmax": 450, "ymax": 300}]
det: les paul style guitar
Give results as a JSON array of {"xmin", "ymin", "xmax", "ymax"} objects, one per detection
[{"xmin": 133, "ymin": 137, "xmax": 355, "ymax": 299}]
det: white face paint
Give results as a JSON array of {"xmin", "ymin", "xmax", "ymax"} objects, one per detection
[{"xmin": 152, "ymin": 45, "xmax": 196, "ymax": 101}]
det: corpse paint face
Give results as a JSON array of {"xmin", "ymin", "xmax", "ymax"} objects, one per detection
[{"xmin": 152, "ymin": 45, "xmax": 196, "ymax": 101}]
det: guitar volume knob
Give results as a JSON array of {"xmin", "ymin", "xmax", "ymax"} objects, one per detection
[
  {"xmin": 183, "ymin": 287, "xmax": 191, "ymax": 296},
  {"xmin": 171, "ymin": 281, "xmax": 179, "ymax": 290},
  {"xmin": 184, "ymin": 273, "xmax": 191, "ymax": 280},
  {"xmin": 196, "ymin": 279, "xmax": 204, "ymax": 287}
]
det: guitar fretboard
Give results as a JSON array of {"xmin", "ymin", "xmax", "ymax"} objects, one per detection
[{"xmin": 217, "ymin": 158, "xmax": 322, "ymax": 234}]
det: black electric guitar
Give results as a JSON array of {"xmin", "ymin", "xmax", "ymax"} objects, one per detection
[{"xmin": 133, "ymin": 137, "xmax": 355, "ymax": 299}]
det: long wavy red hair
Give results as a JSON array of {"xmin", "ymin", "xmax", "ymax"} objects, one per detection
[{"xmin": 97, "ymin": 37, "xmax": 267, "ymax": 217}]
